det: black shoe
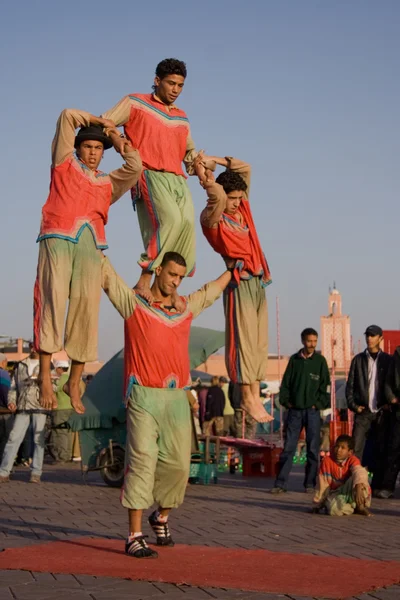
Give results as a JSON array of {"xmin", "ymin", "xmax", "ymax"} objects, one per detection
[
  {"xmin": 148, "ymin": 511, "xmax": 175, "ymax": 546},
  {"xmin": 125, "ymin": 535, "xmax": 158, "ymax": 558},
  {"xmin": 270, "ymin": 486, "xmax": 287, "ymax": 494},
  {"xmin": 304, "ymin": 487, "xmax": 315, "ymax": 494}
]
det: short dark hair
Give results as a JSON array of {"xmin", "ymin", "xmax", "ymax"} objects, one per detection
[
  {"xmin": 216, "ymin": 171, "xmax": 247, "ymax": 195},
  {"xmin": 301, "ymin": 327, "xmax": 318, "ymax": 340},
  {"xmin": 335, "ymin": 434, "xmax": 354, "ymax": 451},
  {"xmin": 154, "ymin": 58, "xmax": 187, "ymax": 84},
  {"xmin": 160, "ymin": 252, "xmax": 187, "ymax": 268}
]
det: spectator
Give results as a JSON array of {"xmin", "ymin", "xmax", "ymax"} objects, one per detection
[
  {"xmin": 0, "ymin": 345, "xmax": 48, "ymax": 483},
  {"xmin": 220, "ymin": 377, "xmax": 234, "ymax": 436},
  {"xmin": 197, "ymin": 385, "xmax": 208, "ymax": 429},
  {"xmin": 375, "ymin": 346, "xmax": 400, "ymax": 499},
  {"xmin": 50, "ymin": 360, "xmax": 83, "ymax": 463},
  {"xmin": 229, "ymin": 380, "xmax": 257, "ymax": 439},
  {"xmin": 202, "ymin": 376, "xmax": 225, "ymax": 436},
  {"xmin": 0, "ymin": 353, "xmax": 15, "ymax": 461},
  {"xmin": 312, "ymin": 435, "xmax": 371, "ymax": 516},
  {"xmin": 346, "ymin": 325, "xmax": 392, "ymax": 494},
  {"xmin": 271, "ymin": 328, "xmax": 330, "ymax": 494}
]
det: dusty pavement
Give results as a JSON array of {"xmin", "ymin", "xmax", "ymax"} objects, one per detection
[{"xmin": 0, "ymin": 462, "xmax": 399, "ymax": 600}]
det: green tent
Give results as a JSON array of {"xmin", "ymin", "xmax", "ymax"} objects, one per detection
[{"xmin": 69, "ymin": 326, "xmax": 225, "ymax": 432}]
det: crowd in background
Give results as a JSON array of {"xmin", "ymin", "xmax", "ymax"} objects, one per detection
[
  {"xmin": 0, "ymin": 346, "xmax": 89, "ymax": 483},
  {"xmin": 1, "ymin": 324, "xmax": 400, "ymax": 503}
]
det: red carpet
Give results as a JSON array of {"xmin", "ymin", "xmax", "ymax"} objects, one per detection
[{"xmin": 1, "ymin": 538, "xmax": 399, "ymax": 599}]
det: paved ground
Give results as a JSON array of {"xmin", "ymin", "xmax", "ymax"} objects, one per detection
[{"xmin": 0, "ymin": 462, "xmax": 399, "ymax": 600}]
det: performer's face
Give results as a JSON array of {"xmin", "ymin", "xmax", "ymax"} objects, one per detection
[
  {"xmin": 77, "ymin": 141, "xmax": 104, "ymax": 170},
  {"xmin": 225, "ymin": 191, "xmax": 243, "ymax": 215},
  {"xmin": 156, "ymin": 261, "xmax": 186, "ymax": 296},
  {"xmin": 154, "ymin": 74, "xmax": 185, "ymax": 105}
]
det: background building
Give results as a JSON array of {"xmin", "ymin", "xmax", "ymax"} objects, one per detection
[
  {"xmin": 0, "ymin": 337, "xmax": 103, "ymax": 374},
  {"xmin": 320, "ymin": 284, "xmax": 351, "ymax": 376}
]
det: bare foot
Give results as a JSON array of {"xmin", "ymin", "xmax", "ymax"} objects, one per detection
[
  {"xmin": 39, "ymin": 377, "xmax": 57, "ymax": 410},
  {"xmin": 133, "ymin": 284, "xmax": 154, "ymax": 305},
  {"xmin": 63, "ymin": 381, "xmax": 85, "ymax": 415},
  {"xmin": 172, "ymin": 292, "xmax": 186, "ymax": 313},
  {"xmin": 241, "ymin": 398, "xmax": 274, "ymax": 423},
  {"xmin": 355, "ymin": 506, "xmax": 373, "ymax": 517}
]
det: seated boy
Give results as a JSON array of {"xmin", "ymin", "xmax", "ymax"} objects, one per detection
[{"xmin": 312, "ymin": 434, "xmax": 372, "ymax": 516}]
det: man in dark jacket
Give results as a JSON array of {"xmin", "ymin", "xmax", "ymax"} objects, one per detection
[
  {"xmin": 271, "ymin": 328, "xmax": 330, "ymax": 493},
  {"xmin": 374, "ymin": 346, "xmax": 400, "ymax": 498},
  {"xmin": 202, "ymin": 376, "xmax": 226, "ymax": 436},
  {"xmin": 346, "ymin": 325, "xmax": 392, "ymax": 492}
]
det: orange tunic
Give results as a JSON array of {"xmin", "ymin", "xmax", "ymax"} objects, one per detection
[
  {"xmin": 100, "ymin": 256, "xmax": 222, "ymax": 397},
  {"xmin": 38, "ymin": 157, "xmax": 112, "ymax": 249},
  {"xmin": 200, "ymin": 158, "xmax": 271, "ymax": 288},
  {"xmin": 37, "ymin": 109, "xmax": 142, "ymax": 249},
  {"xmin": 102, "ymin": 93, "xmax": 197, "ymax": 177}
]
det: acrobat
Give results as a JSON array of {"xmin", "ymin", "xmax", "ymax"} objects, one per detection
[
  {"xmin": 198, "ymin": 155, "xmax": 273, "ymax": 423},
  {"xmin": 34, "ymin": 108, "xmax": 142, "ymax": 413}
]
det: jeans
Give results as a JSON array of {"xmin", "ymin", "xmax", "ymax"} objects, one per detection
[
  {"xmin": 51, "ymin": 409, "xmax": 74, "ymax": 462},
  {"xmin": 352, "ymin": 410, "xmax": 376, "ymax": 463},
  {"xmin": 275, "ymin": 408, "xmax": 321, "ymax": 490},
  {"xmin": 0, "ymin": 414, "xmax": 14, "ymax": 461},
  {"xmin": 16, "ymin": 425, "xmax": 33, "ymax": 463},
  {"xmin": 0, "ymin": 413, "xmax": 47, "ymax": 477}
]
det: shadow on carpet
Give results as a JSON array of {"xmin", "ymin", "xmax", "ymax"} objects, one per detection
[{"xmin": 1, "ymin": 538, "xmax": 399, "ymax": 599}]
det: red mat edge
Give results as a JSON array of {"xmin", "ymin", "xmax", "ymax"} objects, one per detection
[{"xmin": 1, "ymin": 538, "xmax": 399, "ymax": 599}]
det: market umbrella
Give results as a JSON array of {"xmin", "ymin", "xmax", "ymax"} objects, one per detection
[
  {"xmin": 69, "ymin": 326, "xmax": 224, "ymax": 431},
  {"xmin": 190, "ymin": 369, "xmax": 214, "ymax": 383}
]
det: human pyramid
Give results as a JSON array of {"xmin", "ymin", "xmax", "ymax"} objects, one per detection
[{"xmin": 33, "ymin": 58, "xmax": 273, "ymax": 558}]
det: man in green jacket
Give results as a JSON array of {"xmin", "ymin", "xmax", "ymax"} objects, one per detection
[{"xmin": 271, "ymin": 328, "xmax": 331, "ymax": 493}]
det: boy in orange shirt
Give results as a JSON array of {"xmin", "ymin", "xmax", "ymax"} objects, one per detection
[{"xmin": 312, "ymin": 435, "xmax": 372, "ymax": 516}]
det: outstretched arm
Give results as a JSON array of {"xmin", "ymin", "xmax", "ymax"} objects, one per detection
[
  {"xmin": 52, "ymin": 109, "xmax": 115, "ymax": 167},
  {"xmin": 109, "ymin": 144, "xmax": 143, "ymax": 205},
  {"xmin": 101, "ymin": 255, "xmax": 137, "ymax": 319},
  {"xmin": 101, "ymin": 96, "xmax": 134, "ymax": 154},
  {"xmin": 101, "ymin": 96, "xmax": 132, "ymax": 127},
  {"xmin": 199, "ymin": 179, "xmax": 227, "ymax": 228},
  {"xmin": 206, "ymin": 156, "xmax": 252, "ymax": 194},
  {"xmin": 184, "ymin": 128, "xmax": 201, "ymax": 176},
  {"xmin": 196, "ymin": 154, "xmax": 227, "ymax": 229},
  {"xmin": 187, "ymin": 270, "xmax": 232, "ymax": 318}
]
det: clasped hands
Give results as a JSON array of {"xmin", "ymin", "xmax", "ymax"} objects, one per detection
[
  {"xmin": 193, "ymin": 152, "xmax": 217, "ymax": 187},
  {"xmin": 95, "ymin": 117, "xmax": 132, "ymax": 155}
]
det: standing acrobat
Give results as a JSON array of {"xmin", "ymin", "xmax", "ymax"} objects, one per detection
[{"xmin": 102, "ymin": 59, "xmax": 204, "ymax": 303}]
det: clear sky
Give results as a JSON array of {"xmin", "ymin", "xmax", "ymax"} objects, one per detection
[{"xmin": 1, "ymin": 0, "xmax": 399, "ymax": 360}]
